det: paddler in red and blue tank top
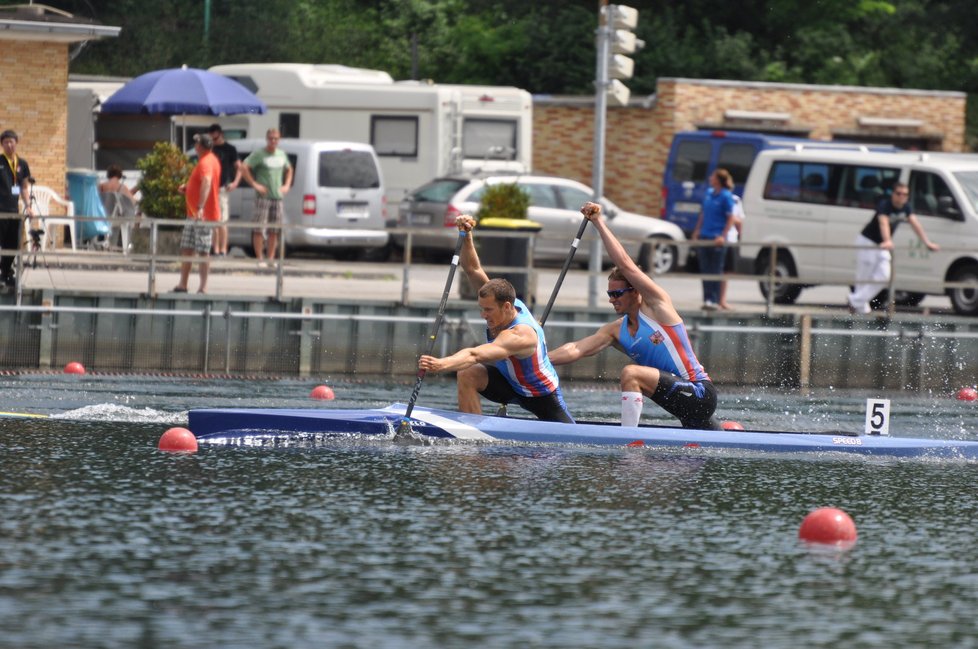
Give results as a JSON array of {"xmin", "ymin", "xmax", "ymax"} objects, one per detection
[
  {"xmin": 418, "ymin": 215, "xmax": 574, "ymax": 423},
  {"xmin": 549, "ymin": 202, "xmax": 721, "ymax": 430}
]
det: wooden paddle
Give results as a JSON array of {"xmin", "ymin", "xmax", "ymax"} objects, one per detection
[
  {"xmin": 537, "ymin": 214, "xmax": 589, "ymax": 326},
  {"xmin": 396, "ymin": 230, "xmax": 468, "ymax": 437}
]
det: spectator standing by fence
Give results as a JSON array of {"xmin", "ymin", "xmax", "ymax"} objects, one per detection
[
  {"xmin": 0, "ymin": 130, "xmax": 32, "ymax": 288},
  {"xmin": 207, "ymin": 124, "xmax": 241, "ymax": 256},
  {"xmin": 847, "ymin": 181, "xmax": 940, "ymax": 315}
]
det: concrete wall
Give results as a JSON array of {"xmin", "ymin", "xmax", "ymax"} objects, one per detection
[
  {"xmin": 3, "ymin": 289, "xmax": 976, "ymax": 393},
  {"xmin": 534, "ymin": 78, "xmax": 967, "ymax": 218}
]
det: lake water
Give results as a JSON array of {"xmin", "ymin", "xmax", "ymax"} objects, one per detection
[{"xmin": 2, "ymin": 373, "xmax": 978, "ymax": 649}]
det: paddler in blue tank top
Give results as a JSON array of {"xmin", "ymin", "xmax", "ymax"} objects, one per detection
[
  {"xmin": 418, "ymin": 215, "xmax": 574, "ymax": 423},
  {"xmin": 549, "ymin": 202, "xmax": 721, "ymax": 430}
]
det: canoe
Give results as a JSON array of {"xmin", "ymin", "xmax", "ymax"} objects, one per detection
[{"xmin": 189, "ymin": 403, "xmax": 978, "ymax": 459}]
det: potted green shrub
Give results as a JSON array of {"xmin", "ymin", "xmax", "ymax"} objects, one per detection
[
  {"xmin": 476, "ymin": 182, "xmax": 530, "ymax": 222},
  {"xmin": 465, "ymin": 182, "xmax": 540, "ymax": 303},
  {"xmin": 133, "ymin": 141, "xmax": 192, "ymax": 254}
]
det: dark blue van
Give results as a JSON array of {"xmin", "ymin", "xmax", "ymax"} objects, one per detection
[{"xmin": 661, "ymin": 130, "xmax": 898, "ymax": 235}]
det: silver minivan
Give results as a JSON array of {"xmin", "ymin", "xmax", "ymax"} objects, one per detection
[{"xmin": 227, "ymin": 138, "xmax": 389, "ymax": 258}]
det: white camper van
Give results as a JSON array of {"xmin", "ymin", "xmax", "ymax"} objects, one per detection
[
  {"xmin": 740, "ymin": 148, "xmax": 978, "ymax": 315},
  {"xmin": 207, "ymin": 63, "xmax": 533, "ymax": 209}
]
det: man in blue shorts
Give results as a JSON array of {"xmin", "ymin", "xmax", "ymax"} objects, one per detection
[
  {"xmin": 418, "ymin": 215, "xmax": 574, "ymax": 423},
  {"xmin": 548, "ymin": 202, "xmax": 721, "ymax": 430}
]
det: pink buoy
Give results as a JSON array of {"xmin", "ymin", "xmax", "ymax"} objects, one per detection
[
  {"xmin": 64, "ymin": 361, "xmax": 86, "ymax": 375},
  {"xmin": 310, "ymin": 385, "xmax": 335, "ymax": 400},
  {"xmin": 722, "ymin": 420, "xmax": 745, "ymax": 431},
  {"xmin": 798, "ymin": 507, "xmax": 857, "ymax": 547},
  {"xmin": 955, "ymin": 386, "xmax": 977, "ymax": 402},
  {"xmin": 158, "ymin": 427, "xmax": 198, "ymax": 453}
]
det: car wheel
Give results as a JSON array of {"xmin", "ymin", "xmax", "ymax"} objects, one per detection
[
  {"xmin": 755, "ymin": 250, "xmax": 802, "ymax": 304},
  {"xmin": 641, "ymin": 237, "xmax": 677, "ymax": 275},
  {"xmin": 948, "ymin": 264, "xmax": 978, "ymax": 316}
]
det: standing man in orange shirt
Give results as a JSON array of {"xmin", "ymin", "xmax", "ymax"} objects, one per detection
[{"xmin": 173, "ymin": 133, "xmax": 221, "ymax": 294}]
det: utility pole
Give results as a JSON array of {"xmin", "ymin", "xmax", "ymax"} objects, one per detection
[{"xmin": 589, "ymin": 2, "xmax": 640, "ymax": 306}]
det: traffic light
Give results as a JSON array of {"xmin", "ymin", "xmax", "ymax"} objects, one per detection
[
  {"xmin": 599, "ymin": 4, "xmax": 640, "ymax": 105},
  {"xmin": 602, "ymin": 4, "xmax": 640, "ymax": 77}
]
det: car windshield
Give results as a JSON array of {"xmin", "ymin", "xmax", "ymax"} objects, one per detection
[
  {"xmin": 409, "ymin": 178, "xmax": 471, "ymax": 203},
  {"xmin": 952, "ymin": 171, "xmax": 978, "ymax": 213}
]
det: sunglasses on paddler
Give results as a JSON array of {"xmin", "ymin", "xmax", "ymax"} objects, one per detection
[{"xmin": 606, "ymin": 287, "xmax": 634, "ymax": 298}]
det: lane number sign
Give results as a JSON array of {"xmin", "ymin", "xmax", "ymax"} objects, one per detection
[{"xmin": 865, "ymin": 398, "xmax": 891, "ymax": 436}]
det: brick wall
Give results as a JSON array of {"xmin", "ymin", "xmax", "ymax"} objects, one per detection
[
  {"xmin": 0, "ymin": 41, "xmax": 69, "ymax": 214},
  {"xmin": 534, "ymin": 78, "xmax": 967, "ymax": 218}
]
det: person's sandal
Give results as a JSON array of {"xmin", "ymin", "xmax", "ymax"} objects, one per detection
[{"xmin": 172, "ymin": 286, "xmax": 188, "ymax": 293}]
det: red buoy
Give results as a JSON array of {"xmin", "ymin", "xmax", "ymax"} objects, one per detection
[
  {"xmin": 64, "ymin": 361, "xmax": 86, "ymax": 375},
  {"xmin": 158, "ymin": 427, "xmax": 198, "ymax": 453},
  {"xmin": 722, "ymin": 420, "xmax": 745, "ymax": 431},
  {"xmin": 798, "ymin": 507, "xmax": 857, "ymax": 547},
  {"xmin": 956, "ymin": 386, "xmax": 978, "ymax": 402},
  {"xmin": 310, "ymin": 385, "xmax": 335, "ymax": 400}
]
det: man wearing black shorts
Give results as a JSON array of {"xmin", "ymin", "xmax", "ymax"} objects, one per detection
[
  {"xmin": 549, "ymin": 202, "xmax": 721, "ymax": 430},
  {"xmin": 418, "ymin": 215, "xmax": 573, "ymax": 423}
]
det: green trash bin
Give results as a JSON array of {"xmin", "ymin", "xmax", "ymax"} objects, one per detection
[{"xmin": 461, "ymin": 217, "xmax": 542, "ymax": 304}]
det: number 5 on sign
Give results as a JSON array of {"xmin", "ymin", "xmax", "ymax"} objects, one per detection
[{"xmin": 865, "ymin": 398, "xmax": 891, "ymax": 436}]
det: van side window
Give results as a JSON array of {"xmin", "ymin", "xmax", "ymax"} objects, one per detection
[
  {"xmin": 717, "ymin": 143, "xmax": 755, "ymax": 185},
  {"xmin": 319, "ymin": 151, "xmax": 381, "ymax": 189},
  {"xmin": 839, "ymin": 166, "xmax": 900, "ymax": 208},
  {"xmin": 371, "ymin": 116, "xmax": 419, "ymax": 158},
  {"xmin": 909, "ymin": 171, "xmax": 961, "ymax": 220},
  {"xmin": 764, "ymin": 162, "xmax": 831, "ymax": 203},
  {"xmin": 673, "ymin": 141, "xmax": 711, "ymax": 183}
]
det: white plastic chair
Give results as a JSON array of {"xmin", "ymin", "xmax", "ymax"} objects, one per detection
[
  {"xmin": 99, "ymin": 191, "xmax": 137, "ymax": 253},
  {"xmin": 25, "ymin": 185, "xmax": 76, "ymax": 251}
]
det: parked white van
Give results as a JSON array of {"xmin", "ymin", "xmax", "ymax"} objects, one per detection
[
  {"xmin": 226, "ymin": 138, "xmax": 389, "ymax": 258},
  {"xmin": 740, "ymin": 149, "xmax": 978, "ymax": 315}
]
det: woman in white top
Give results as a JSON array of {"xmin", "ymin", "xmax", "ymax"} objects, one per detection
[{"xmin": 718, "ymin": 179, "xmax": 744, "ymax": 310}]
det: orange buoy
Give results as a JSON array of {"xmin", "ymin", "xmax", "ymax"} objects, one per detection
[
  {"xmin": 798, "ymin": 507, "xmax": 857, "ymax": 547},
  {"xmin": 956, "ymin": 386, "xmax": 978, "ymax": 402},
  {"xmin": 310, "ymin": 385, "xmax": 335, "ymax": 400},
  {"xmin": 64, "ymin": 361, "xmax": 86, "ymax": 375},
  {"xmin": 158, "ymin": 427, "xmax": 198, "ymax": 453},
  {"xmin": 626, "ymin": 440, "xmax": 644, "ymax": 447},
  {"xmin": 722, "ymin": 420, "xmax": 745, "ymax": 431}
]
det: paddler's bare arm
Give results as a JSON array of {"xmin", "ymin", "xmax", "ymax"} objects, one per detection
[
  {"xmin": 419, "ymin": 325, "xmax": 537, "ymax": 373},
  {"xmin": 549, "ymin": 320, "xmax": 620, "ymax": 365},
  {"xmin": 456, "ymin": 214, "xmax": 490, "ymax": 291},
  {"xmin": 581, "ymin": 201, "xmax": 682, "ymax": 325}
]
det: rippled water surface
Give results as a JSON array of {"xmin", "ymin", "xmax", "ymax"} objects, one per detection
[{"xmin": 2, "ymin": 374, "xmax": 978, "ymax": 649}]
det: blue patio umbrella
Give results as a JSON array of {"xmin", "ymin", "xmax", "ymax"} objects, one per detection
[
  {"xmin": 100, "ymin": 65, "xmax": 266, "ymax": 150},
  {"xmin": 100, "ymin": 65, "xmax": 266, "ymax": 116}
]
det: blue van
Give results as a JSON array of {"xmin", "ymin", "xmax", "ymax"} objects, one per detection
[{"xmin": 661, "ymin": 130, "xmax": 898, "ymax": 235}]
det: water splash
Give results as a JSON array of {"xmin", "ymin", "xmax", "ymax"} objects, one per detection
[{"xmin": 51, "ymin": 403, "xmax": 186, "ymax": 424}]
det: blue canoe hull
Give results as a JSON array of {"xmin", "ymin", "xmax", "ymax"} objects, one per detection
[{"xmin": 189, "ymin": 403, "xmax": 978, "ymax": 459}]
